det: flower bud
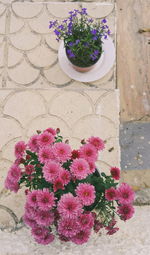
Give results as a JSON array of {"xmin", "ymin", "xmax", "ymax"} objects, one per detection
[
  {"xmin": 81, "ymin": 139, "xmax": 86, "ymax": 144},
  {"xmin": 56, "ymin": 128, "xmax": 60, "ymax": 134},
  {"xmin": 36, "ymin": 130, "xmax": 41, "ymax": 134},
  {"xmin": 26, "ymin": 154, "xmax": 31, "ymax": 160}
]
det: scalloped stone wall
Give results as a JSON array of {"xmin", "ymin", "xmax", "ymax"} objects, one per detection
[{"xmin": 0, "ymin": 0, "xmax": 119, "ymax": 238}]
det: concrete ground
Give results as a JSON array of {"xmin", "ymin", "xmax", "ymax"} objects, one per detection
[{"xmin": 0, "ymin": 206, "xmax": 149, "ymax": 255}]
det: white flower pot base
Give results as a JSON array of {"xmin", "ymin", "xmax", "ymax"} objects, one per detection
[{"xmin": 58, "ymin": 36, "xmax": 115, "ymax": 83}]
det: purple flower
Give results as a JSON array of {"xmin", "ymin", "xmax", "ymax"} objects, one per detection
[
  {"xmin": 104, "ymin": 35, "xmax": 108, "ymax": 39},
  {"xmin": 75, "ymin": 39, "xmax": 80, "ymax": 45},
  {"xmin": 49, "ymin": 20, "xmax": 57, "ymax": 29},
  {"xmin": 90, "ymin": 50, "xmax": 99, "ymax": 61},
  {"xmin": 102, "ymin": 18, "xmax": 107, "ymax": 23},
  {"xmin": 69, "ymin": 11, "xmax": 74, "ymax": 15},
  {"xmin": 84, "ymin": 42, "xmax": 89, "ymax": 47},
  {"xmin": 88, "ymin": 18, "xmax": 93, "ymax": 23},
  {"xmin": 92, "ymin": 36, "xmax": 98, "ymax": 40},
  {"xmin": 74, "ymin": 9, "xmax": 79, "ymax": 13},
  {"xmin": 91, "ymin": 29, "xmax": 97, "ymax": 35},
  {"xmin": 90, "ymin": 54, "xmax": 97, "ymax": 61},
  {"xmin": 81, "ymin": 8, "xmax": 87, "ymax": 15},
  {"xmin": 49, "ymin": 22, "xmax": 54, "ymax": 29},
  {"xmin": 67, "ymin": 49, "xmax": 75, "ymax": 58},
  {"xmin": 68, "ymin": 42, "xmax": 74, "ymax": 47},
  {"xmin": 58, "ymin": 25, "xmax": 64, "ymax": 30},
  {"xmin": 68, "ymin": 22, "xmax": 73, "ymax": 30},
  {"xmin": 63, "ymin": 19, "xmax": 68, "ymax": 23},
  {"xmin": 72, "ymin": 13, "xmax": 77, "ymax": 17},
  {"xmin": 107, "ymin": 29, "xmax": 111, "ymax": 35},
  {"xmin": 54, "ymin": 29, "xmax": 60, "ymax": 36},
  {"xmin": 67, "ymin": 24, "xmax": 73, "ymax": 34},
  {"xmin": 93, "ymin": 50, "xmax": 99, "ymax": 55}
]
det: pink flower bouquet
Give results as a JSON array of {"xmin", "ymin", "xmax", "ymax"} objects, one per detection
[{"xmin": 5, "ymin": 128, "xmax": 135, "ymax": 245}]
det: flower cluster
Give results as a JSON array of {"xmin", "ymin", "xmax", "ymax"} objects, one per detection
[
  {"xmin": 5, "ymin": 128, "xmax": 135, "ymax": 245},
  {"xmin": 49, "ymin": 8, "xmax": 110, "ymax": 67}
]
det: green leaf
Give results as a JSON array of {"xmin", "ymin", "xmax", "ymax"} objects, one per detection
[
  {"xmin": 55, "ymin": 139, "xmax": 63, "ymax": 143},
  {"xmin": 101, "ymin": 172, "xmax": 107, "ymax": 178}
]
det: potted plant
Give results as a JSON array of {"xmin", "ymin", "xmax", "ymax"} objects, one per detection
[
  {"xmin": 49, "ymin": 8, "xmax": 111, "ymax": 72},
  {"xmin": 4, "ymin": 127, "xmax": 135, "ymax": 245}
]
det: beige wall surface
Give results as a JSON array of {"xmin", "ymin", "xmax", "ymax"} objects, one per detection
[{"xmin": 0, "ymin": 1, "xmax": 120, "ymax": 232}]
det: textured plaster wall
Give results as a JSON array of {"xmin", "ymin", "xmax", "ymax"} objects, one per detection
[{"xmin": 0, "ymin": 1, "xmax": 120, "ymax": 251}]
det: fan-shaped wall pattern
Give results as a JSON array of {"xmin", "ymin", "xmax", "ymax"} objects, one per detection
[
  {"xmin": 0, "ymin": 117, "xmax": 22, "ymax": 147},
  {"xmin": 47, "ymin": 2, "xmax": 79, "ymax": 18},
  {"xmin": 12, "ymin": 2, "xmax": 43, "ymax": 19},
  {"xmin": 3, "ymin": 91, "xmax": 46, "ymax": 126},
  {"xmin": 27, "ymin": 44, "xmax": 57, "ymax": 68},
  {"xmin": 82, "ymin": 3, "xmax": 114, "ymax": 18},
  {"xmin": 10, "ymin": 24, "xmax": 41, "ymax": 51},
  {"xmin": 50, "ymin": 91, "xmax": 94, "ymax": 126},
  {"xmin": 0, "ymin": 1, "xmax": 118, "ymax": 236}
]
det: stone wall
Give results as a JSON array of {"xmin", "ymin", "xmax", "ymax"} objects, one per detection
[{"xmin": 0, "ymin": 1, "xmax": 119, "ymax": 233}]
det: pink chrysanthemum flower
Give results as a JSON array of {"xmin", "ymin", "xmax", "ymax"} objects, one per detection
[
  {"xmin": 117, "ymin": 183, "xmax": 135, "ymax": 204},
  {"xmin": 31, "ymin": 225, "xmax": 49, "ymax": 240},
  {"xmin": 79, "ymin": 144, "xmax": 98, "ymax": 162},
  {"xmin": 59, "ymin": 235, "xmax": 70, "ymax": 242},
  {"xmin": 27, "ymin": 190, "xmax": 39, "ymax": 207},
  {"xmin": 59, "ymin": 169, "xmax": 71, "ymax": 185},
  {"xmin": 36, "ymin": 210, "xmax": 54, "ymax": 226},
  {"xmin": 38, "ymin": 146, "xmax": 55, "ymax": 164},
  {"xmin": 15, "ymin": 141, "xmax": 26, "ymax": 159},
  {"xmin": 7, "ymin": 164, "xmax": 21, "ymax": 183},
  {"xmin": 14, "ymin": 158, "xmax": 23, "ymax": 165},
  {"xmin": 53, "ymin": 142, "xmax": 71, "ymax": 162},
  {"xmin": 117, "ymin": 204, "xmax": 135, "ymax": 221},
  {"xmin": 44, "ymin": 128, "xmax": 56, "ymax": 136},
  {"xmin": 28, "ymin": 135, "xmax": 39, "ymax": 153},
  {"xmin": 88, "ymin": 136, "xmax": 105, "ymax": 151},
  {"xmin": 4, "ymin": 177, "xmax": 19, "ymax": 193},
  {"xmin": 35, "ymin": 232, "xmax": 55, "ymax": 245},
  {"xmin": 71, "ymin": 229, "xmax": 91, "ymax": 245},
  {"xmin": 53, "ymin": 177, "xmax": 64, "ymax": 192},
  {"xmin": 105, "ymin": 218, "xmax": 119, "ymax": 235},
  {"xmin": 110, "ymin": 167, "xmax": 120, "ymax": 180},
  {"xmin": 106, "ymin": 227, "xmax": 119, "ymax": 235},
  {"xmin": 37, "ymin": 189, "xmax": 56, "ymax": 211},
  {"xmin": 70, "ymin": 158, "xmax": 90, "ymax": 180},
  {"xmin": 23, "ymin": 214, "xmax": 37, "ymax": 228},
  {"xmin": 88, "ymin": 161, "xmax": 96, "ymax": 174},
  {"xmin": 58, "ymin": 218, "xmax": 80, "ymax": 238},
  {"xmin": 25, "ymin": 203, "xmax": 38, "ymax": 219},
  {"xmin": 105, "ymin": 187, "xmax": 117, "ymax": 201},
  {"xmin": 78, "ymin": 212, "xmax": 94, "ymax": 230},
  {"xmin": 71, "ymin": 150, "xmax": 80, "ymax": 160},
  {"xmin": 58, "ymin": 193, "xmax": 83, "ymax": 219},
  {"xmin": 106, "ymin": 218, "xmax": 117, "ymax": 229},
  {"xmin": 94, "ymin": 220, "xmax": 104, "ymax": 233},
  {"xmin": 43, "ymin": 160, "xmax": 61, "ymax": 183},
  {"xmin": 53, "ymin": 209, "xmax": 60, "ymax": 223},
  {"xmin": 75, "ymin": 183, "xmax": 96, "ymax": 206},
  {"xmin": 25, "ymin": 164, "xmax": 35, "ymax": 175},
  {"xmin": 38, "ymin": 131, "xmax": 54, "ymax": 147}
]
